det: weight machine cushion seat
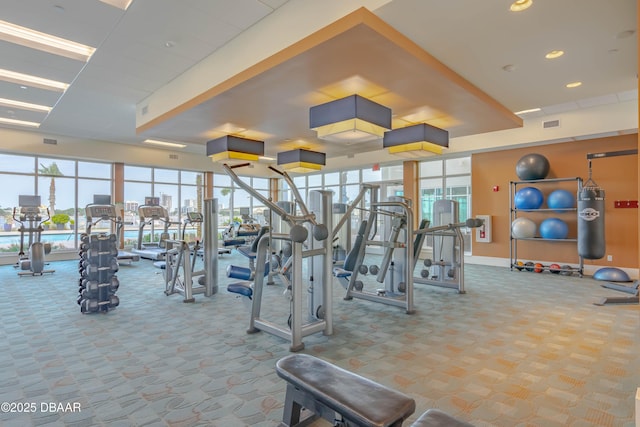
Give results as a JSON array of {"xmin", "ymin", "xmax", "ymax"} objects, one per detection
[
  {"xmin": 276, "ymin": 354, "xmax": 416, "ymax": 427},
  {"xmin": 332, "ymin": 267, "xmax": 351, "ymax": 279},
  {"xmin": 411, "ymin": 409, "xmax": 474, "ymax": 427},
  {"xmin": 236, "ymin": 245, "xmax": 257, "ymax": 260},
  {"xmin": 227, "ymin": 282, "xmax": 253, "ymax": 298},
  {"xmin": 223, "ymin": 238, "xmax": 246, "ymax": 247}
]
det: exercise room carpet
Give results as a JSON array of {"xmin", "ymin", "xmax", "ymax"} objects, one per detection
[{"xmin": 0, "ymin": 253, "xmax": 638, "ymax": 427}]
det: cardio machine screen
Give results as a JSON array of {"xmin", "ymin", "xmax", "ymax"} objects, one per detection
[
  {"xmin": 88, "ymin": 206, "xmax": 116, "ymax": 218},
  {"xmin": 186, "ymin": 212, "xmax": 203, "ymax": 223}
]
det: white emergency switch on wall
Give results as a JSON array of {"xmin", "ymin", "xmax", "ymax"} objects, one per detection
[{"xmin": 475, "ymin": 215, "xmax": 492, "ymax": 243}]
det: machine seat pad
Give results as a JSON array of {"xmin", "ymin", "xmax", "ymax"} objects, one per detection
[
  {"xmin": 227, "ymin": 282, "xmax": 253, "ymax": 298},
  {"xmin": 236, "ymin": 246, "xmax": 257, "ymax": 259},
  {"xmin": 276, "ymin": 354, "xmax": 415, "ymax": 427},
  {"xmin": 411, "ymin": 409, "xmax": 474, "ymax": 427},
  {"xmin": 223, "ymin": 239, "xmax": 246, "ymax": 247},
  {"xmin": 332, "ymin": 267, "xmax": 351, "ymax": 279}
]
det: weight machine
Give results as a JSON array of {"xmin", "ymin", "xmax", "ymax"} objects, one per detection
[
  {"xmin": 413, "ymin": 199, "xmax": 481, "ymax": 293},
  {"xmin": 224, "ymin": 163, "xmax": 332, "ymax": 352},
  {"xmin": 13, "ymin": 195, "xmax": 54, "ymax": 276},
  {"xmin": 334, "ymin": 189, "xmax": 417, "ymax": 314},
  {"xmin": 164, "ymin": 201, "xmax": 219, "ymax": 302}
]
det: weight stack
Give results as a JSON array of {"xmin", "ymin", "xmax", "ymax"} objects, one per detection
[{"xmin": 78, "ymin": 234, "xmax": 120, "ymax": 313}]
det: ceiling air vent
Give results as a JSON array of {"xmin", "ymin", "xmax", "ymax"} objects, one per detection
[
  {"xmin": 169, "ymin": 154, "xmax": 178, "ymax": 160},
  {"xmin": 543, "ymin": 119, "xmax": 560, "ymax": 129},
  {"xmin": 43, "ymin": 138, "xmax": 57, "ymax": 145}
]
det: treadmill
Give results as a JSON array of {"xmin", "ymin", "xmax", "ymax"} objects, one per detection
[
  {"xmin": 85, "ymin": 196, "xmax": 139, "ymax": 264},
  {"xmin": 133, "ymin": 204, "xmax": 171, "ymax": 261}
]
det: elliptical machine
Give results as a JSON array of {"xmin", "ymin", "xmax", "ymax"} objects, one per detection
[{"xmin": 13, "ymin": 195, "xmax": 54, "ymax": 276}]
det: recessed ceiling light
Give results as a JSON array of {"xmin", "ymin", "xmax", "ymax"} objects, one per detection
[
  {"xmin": 510, "ymin": 0, "xmax": 533, "ymax": 12},
  {"xmin": 502, "ymin": 64, "xmax": 516, "ymax": 72},
  {"xmin": 143, "ymin": 139, "xmax": 187, "ymax": 148},
  {"xmin": 0, "ymin": 19, "xmax": 96, "ymax": 62},
  {"xmin": 0, "ymin": 68, "xmax": 69, "ymax": 92},
  {"xmin": 164, "ymin": 41, "xmax": 175, "ymax": 48},
  {"xmin": 545, "ymin": 50, "xmax": 564, "ymax": 59},
  {"xmin": 566, "ymin": 81, "xmax": 582, "ymax": 88},
  {"xmin": 0, "ymin": 117, "xmax": 40, "ymax": 128},
  {"xmin": 0, "ymin": 97, "xmax": 51, "ymax": 113}
]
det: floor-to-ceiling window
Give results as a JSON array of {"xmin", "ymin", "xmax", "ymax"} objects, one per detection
[
  {"xmin": 123, "ymin": 166, "xmax": 204, "ymax": 247},
  {"xmin": 420, "ymin": 156, "xmax": 472, "ymax": 253},
  {"xmin": 0, "ymin": 153, "xmax": 112, "ymax": 255}
]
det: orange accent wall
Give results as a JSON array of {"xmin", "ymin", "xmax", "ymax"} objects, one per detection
[{"xmin": 471, "ymin": 134, "xmax": 638, "ymax": 268}]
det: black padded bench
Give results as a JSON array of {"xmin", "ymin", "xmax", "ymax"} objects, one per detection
[{"xmin": 276, "ymin": 354, "xmax": 474, "ymax": 427}]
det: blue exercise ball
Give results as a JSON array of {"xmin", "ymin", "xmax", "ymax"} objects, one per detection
[
  {"xmin": 547, "ymin": 189, "xmax": 575, "ymax": 212},
  {"xmin": 511, "ymin": 217, "xmax": 536, "ymax": 239},
  {"xmin": 539, "ymin": 217, "xmax": 569, "ymax": 239},
  {"xmin": 514, "ymin": 187, "xmax": 544, "ymax": 210},
  {"xmin": 515, "ymin": 153, "xmax": 550, "ymax": 181}
]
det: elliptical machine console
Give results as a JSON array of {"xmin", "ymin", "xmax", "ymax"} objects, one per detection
[{"xmin": 13, "ymin": 195, "xmax": 54, "ymax": 276}]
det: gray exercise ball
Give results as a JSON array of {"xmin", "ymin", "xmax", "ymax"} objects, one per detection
[{"xmin": 515, "ymin": 153, "xmax": 550, "ymax": 181}]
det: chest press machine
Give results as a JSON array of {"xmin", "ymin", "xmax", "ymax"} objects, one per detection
[{"xmin": 224, "ymin": 163, "xmax": 332, "ymax": 352}]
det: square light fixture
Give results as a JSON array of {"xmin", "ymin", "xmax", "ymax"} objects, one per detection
[
  {"xmin": 0, "ymin": 20, "xmax": 96, "ymax": 62},
  {"xmin": 143, "ymin": 139, "xmax": 187, "ymax": 149},
  {"xmin": 207, "ymin": 135, "xmax": 264, "ymax": 162},
  {"xmin": 310, "ymin": 94, "xmax": 391, "ymax": 143},
  {"xmin": 383, "ymin": 123, "xmax": 449, "ymax": 155},
  {"xmin": 277, "ymin": 149, "xmax": 326, "ymax": 173}
]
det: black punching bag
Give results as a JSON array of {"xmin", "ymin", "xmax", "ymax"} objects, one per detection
[{"xmin": 577, "ymin": 182, "xmax": 605, "ymax": 259}]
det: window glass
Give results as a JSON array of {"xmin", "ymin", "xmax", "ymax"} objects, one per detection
[
  {"xmin": 78, "ymin": 179, "xmax": 112, "ymax": 234},
  {"xmin": 0, "ymin": 174, "xmax": 34, "ymax": 243},
  {"xmin": 78, "ymin": 161, "xmax": 111, "ymax": 179},
  {"xmin": 154, "ymin": 168, "xmax": 179, "ymax": 183},
  {"xmin": 213, "ymin": 187, "xmax": 232, "ymax": 227},
  {"xmin": 38, "ymin": 176, "xmax": 76, "ymax": 250},
  {"xmin": 38, "ymin": 158, "xmax": 75, "ymax": 176},
  {"xmin": 155, "ymin": 184, "xmax": 179, "ymax": 221},
  {"xmin": 180, "ymin": 185, "xmax": 200, "ymax": 214},
  {"xmin": 344, "ymin": 170, "xmax": 359, "ymax": 183},
  {"xmin": 181, "ymin": 171, "xmax": 201, "ymax": 186},
  {"xmin": 214, "ymin": 174, "xmax": 231, "ymax": 187},
  {"xmin": 445, "ymin": 157, "xmax": 471, "ymax": 175},
  {"xmin": 324, "ymin": 172, "xmax": 339, "ymax": 186},
  {"xmin": 124, "ymin": 165, "xmax": 152, "ymax": 181},
  {"xmin": 293, "ymin": 176, "xmax": 306, "ymax": 188},
  {"xmin": 420, "ymin": 160, "xmax": 443, "ymax": 177},
  {"xmin": 0, "ymin": 154, "xmax": 34, "ymax": 173},
  {"xmin": 307, "ymin": 174, "xmax": 321, "ymax": 187},
  {"xmin": 362, "ymin": 168, "xmax": 381, "ymax": 182},
  {"xmin": 381, "ymin": 165, "xmax": 403, "ymax": 181},
  {"xmin": 252, "ymin": 177, "xmax": 269, "ymax": 190}
]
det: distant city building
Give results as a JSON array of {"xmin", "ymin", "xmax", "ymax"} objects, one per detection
[
  {"xmin": 125, "ymin": 201, "xmax": 139, "ymax": 212},
  {"xmin": 160, "ymin": 193, "xmax": 172, "ymax": 214},
  {"xmin": 182, "ymin": 198, "xmax": 197, "ymax": 213}
]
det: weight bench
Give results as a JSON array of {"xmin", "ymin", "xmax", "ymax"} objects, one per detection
[{"xmin": 276, "ymin": 354, "xmax": 474, "ymax": 427}]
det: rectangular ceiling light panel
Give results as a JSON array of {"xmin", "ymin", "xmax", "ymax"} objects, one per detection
[{"xmin": 0, "ymin": 20, "xmax": 96, "ymax": 62}]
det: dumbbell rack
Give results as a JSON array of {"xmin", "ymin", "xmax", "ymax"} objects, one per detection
[{"xmin": 78, "ymin": 233, "xmax": 120, "ymax": 313}]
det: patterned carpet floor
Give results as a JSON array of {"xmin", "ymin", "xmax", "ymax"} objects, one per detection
[{"xmin": 0, "ymin": 251, "xmax": 638, "ymax": 427}]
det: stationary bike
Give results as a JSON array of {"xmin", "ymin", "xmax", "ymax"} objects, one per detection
[{"xmin": 13, "ymin": 195, "xmax": 54, "ymax": 276}]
